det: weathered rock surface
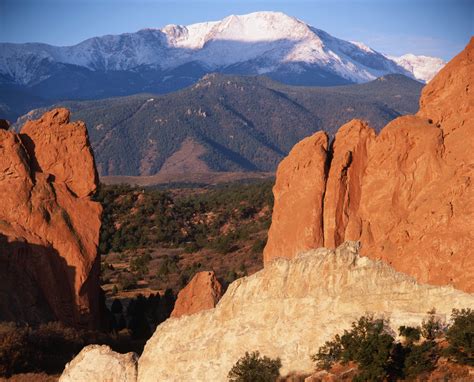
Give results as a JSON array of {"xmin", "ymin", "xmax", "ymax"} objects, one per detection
[
  {"xmin": 138, "ymin": 242, "xmax": 474, "ymax": 381},
  {"xmin": 59, "ymin": 345, "xmax": 138, "ymax": 382},
  {"xmin": 0, "ymin": 108, "xmax": 102, "ymax": 327},
  {"xmin": 264, "ymin": 38, "xmax": 474, "ymax": 292},
  {"xmin": 263, "ymin": 131, "xmax": 328, "ymax": 263},
  {"xmin": 171, "ymin": 271, "xmax": 223, "ymax": 318}
]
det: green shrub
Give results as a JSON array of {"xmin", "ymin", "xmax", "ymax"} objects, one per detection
[
  {"xmin": 399, "ymin": 325, "xmax": 421, "ymax": 344},
  {"xmin": 312, "ymin": 316, "xmax": 396, "ymax": 381},
  {"xmin": 130, "ymin": 253, "xmax": 152, "ymax": 276},
  {"xmin": 402, "ymin": 340, "xmax": 437, "ymax": 379},
  {"xmin": 311, "ymin": 336, "xmax": 342, "ymax": 370},
  {"xmin": 228, "ymin": 351, "xmax": 281, "ymax": 382},
  {"xmin": 117, "ymin": 272, "xmax": 138, "ymax": 291},
  {"xmin": 212, "ymin": 233, "xmax": 238, "ymax": 254},
  {"xmin": 421, "ymin": 308, "xmax": 444, "ymax": 340},
  {"xmin": 445, "ymin": 308, "xmax": 474, "ymax": 366}
]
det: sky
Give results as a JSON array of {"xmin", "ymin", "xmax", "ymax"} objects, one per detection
[{"xmin": 0, "ymin": 0, "xmax": 472, "ymax": 60}]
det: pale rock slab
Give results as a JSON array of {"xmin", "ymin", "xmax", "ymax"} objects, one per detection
[
  {"xmin": 138, "ymin": 242, "xmax": 474, "ymax": 381},
  {"xmin": 60, "ymin": 345, "xmax": 138, "ymax": 382}
]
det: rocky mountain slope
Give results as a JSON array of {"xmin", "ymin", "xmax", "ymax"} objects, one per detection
[
  {"xmin": 16, "ymin": 73, "xmax": 422, "ymax": 176},
  {"xmin": 264, "ymin": 37, "xmax": 474, "ymax": 293},
  {"xmin": 0, "ymin": 12, "xmax": 442, "ymax": 120},
  {"xmin": 0, "ymin": 108, "xmax": 102, "ymax": 328}
]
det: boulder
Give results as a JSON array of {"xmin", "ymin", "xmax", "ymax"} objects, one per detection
[
  {"xmin": 59, "ymin": 345, "xmax": 138, "ymax": 382},
  {"xmin": 171, "ymin": 271, "xmax": 223, "ymax": 318}
]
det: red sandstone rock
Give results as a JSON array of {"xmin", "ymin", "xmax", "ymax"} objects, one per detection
[
  {"xmin": 264, "ymin": 39, "xmax": 474, "ymax": 293},
  {"xmin": 171, "ymin": 271, "xmax": 223, "ymax": 318},
  {"xmin": 0, "ymin": 108, "xmax": 102, "ymax": 328},
  {"xmin": 263, "ymin": 131, "xmax": 328, "ymax": 264}
]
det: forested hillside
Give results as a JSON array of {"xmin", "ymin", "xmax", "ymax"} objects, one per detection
[{"xmin": 16, "ymin": 73, "xmax": 422, "ymax": 176}]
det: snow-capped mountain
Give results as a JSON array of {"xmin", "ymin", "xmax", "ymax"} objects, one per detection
[
  {"xmin": 0, "ymin": 11, "xmax": 444, "ymax": 119},
  {"xmin": 388, "ymin": 54, "xmax": 445, "ymax": 82}
]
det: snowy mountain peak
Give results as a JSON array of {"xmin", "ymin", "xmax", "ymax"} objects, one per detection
[
  {"xmin": 350, "ymin": 41, "xmax": 376, "ymax": 54},
  {"xmin": 0, "ymin": 11, "xmax": 444, "ymax": 87},
  {"xmin": 389, "ymin": 54, "xmax": 445, "ymax": 82},
  {"xmin": 212, "ymin": 11, "xmax": 314, "ymax": 43}
]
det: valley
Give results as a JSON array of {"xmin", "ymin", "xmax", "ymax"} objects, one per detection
[{"xmin": 96, "ymin": 181, "xmax": 272, "ymax": 300}]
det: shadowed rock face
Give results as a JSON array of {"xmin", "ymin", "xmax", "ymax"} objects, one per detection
[
  {"xmin": 0, "ymin": 108, "xmax": 102, "ymax": 328},
  {"xmin": 264, "ymin": 38, "xmax": 474, "ymax": 293},
  {"xmin": 171, "ymin": 271, "xmax": 223, "ymax": 318}
]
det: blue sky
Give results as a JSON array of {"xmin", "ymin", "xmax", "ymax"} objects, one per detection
[{"xmin": 1, "ymin": 0, "xmax": 472, "ymax": 60}]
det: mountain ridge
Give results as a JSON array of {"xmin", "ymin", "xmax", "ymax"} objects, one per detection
[
  {"xmin": 0, "ymin": 11, "xmax": 441, "ymax": 120},
  {"xmin": 14, "ymin": 73, "xmax": 423, "ymax": 176},
  {"xmin": 0, "ymin": 12, "xmax": 441, "ymax": 84}
]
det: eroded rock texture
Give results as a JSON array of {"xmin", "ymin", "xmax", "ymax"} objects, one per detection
[
  {"xmin": 171, "ymin": 271, "xmax": 223, "ymax": 318},
  {"xmin": 138, "ymin": 242, "xmax": 474, "ymax": 381},
  {"xmin": 264, "ymin": 38, "xmax": 474, "ymax": 292},
  {"xmin": 0, "ymin": 108, "xmax": 102, "ymax": 328},
  {"xmin": 59, "ymin": 345, "xmax": 138, "ymax": 382}
]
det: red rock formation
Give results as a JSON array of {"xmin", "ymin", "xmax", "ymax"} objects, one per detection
[
  {"xmin": 264, "ymin": 39, "xmax": 474, "ymax": 293},
  {"xmin": 171, "ymin": 271, "xmax": 223, "ymax": 318},
  {"xmin": 263, "ymin": 132, "xmax": 328, "ymax": 263},
  {"xmin": 0, "ymin": 108, "xmax": 102, "ymax": 328}
]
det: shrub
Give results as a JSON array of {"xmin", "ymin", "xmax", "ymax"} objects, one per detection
[
  {"xmin": 117, "ymin": 272, "xmax": 138, "ymax": 291},
  {"xmin": 228, "ymin": 351, "xmax": 281, "ymax": 382},
  {"xmin": 212, "ymin": 233, "xmax": 237, "ymax": 254},
  {"xmin": 421, "ymin": 308, "xmax": 444, "ymax": 340},
  {"xmin": 130, "ymin": 253, "xmax": 152, "ymax": 276},
  {"xmin": 311, "ymin": 336, "xmax": 342, "ymax": 370},
  {"xmin": 402, "ymin": 340, "xmax": 437, "ymax": 379},
  {"xmin": 0, "ymin": 322, "xmax": 111, "ymax": 377},
  {"xmin": 0, "ymin": 324, "xmax": 30, "ymax": 377},
  {"xmin": 28, "ymin": 322, "xmax": 83, "ymax": 374},
  {"xmin": 445, "ymin": 308, "xmax": 473, "ymax": 365},
  {"xmin": 312, "ymin": 316, "xmax": 395, "ymax": 381},
  {"xmin": 399, "ymin": 325, "xmax": 421, "ymax": 344}
]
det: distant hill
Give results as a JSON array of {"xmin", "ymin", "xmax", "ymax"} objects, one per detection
[{"xmin": 15, "ymin": 73, "xmax": 423, "ymax": 176}]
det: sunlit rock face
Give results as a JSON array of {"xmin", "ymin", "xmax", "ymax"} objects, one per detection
[
  {"xmin": 137, "ymin": 242, "xmax": 474, "ymax": 381},
  {"xmin": 0, "ymin": 108, "xmax": 102, "ymax": 328},
  {"xmin": 264, "ymin": 38, "xmax": 474, "ymax": 293},
  {"xmin": 59, "ymin": 345, "xmax": 138, "ymax": 382},
  {"xmin": 171, "ymin": 270, "xmax": 223, "ymax": 318}
]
